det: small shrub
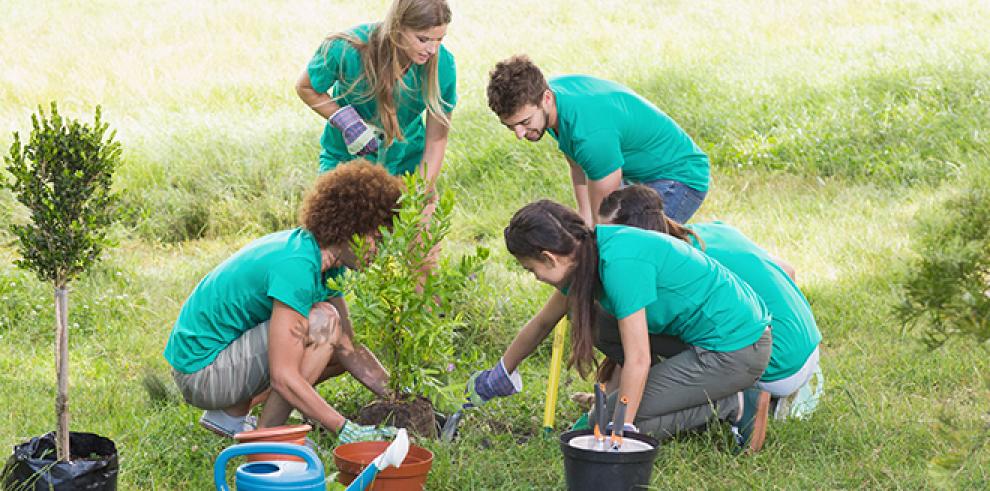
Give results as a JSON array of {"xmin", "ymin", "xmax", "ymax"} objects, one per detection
[
  {"xmin": 896, "ymin": 169, "xmax": 990, "ymax": 349},
  {"xmin": 1, "ymin": 102, "xmax": 120, "ymax": 460},
  {"xmin": 329, "ymin": 173, "xmax": 488, "ymax": 405}
]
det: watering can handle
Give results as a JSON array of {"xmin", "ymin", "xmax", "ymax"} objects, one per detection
[{"xmin": 213, "ymin": 442, "xmax": 322, "ymax": 491}]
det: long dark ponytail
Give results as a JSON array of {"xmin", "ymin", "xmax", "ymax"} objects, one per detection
[
  {"xmin": 504, "ymin": 200, "xmax": 599, "ymax": 377},
  {"xmin": 598, "ymin": 185, "xmax": 705, "ymax": 248}
]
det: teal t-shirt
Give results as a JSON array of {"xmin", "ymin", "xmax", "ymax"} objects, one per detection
[
  {"xmin": 164, "ymin": 228, "xmax": 344, "ymax": 374},
  {"xmin": 548, "ymin": 75, "xmax": 710, "ymax": 192},
  {"xmin": 688, "ymin": 222, "xmax": 822, "ymax": 381},
  {"xmin": 307, "ymin": 23, "xmax": 458, "ymax": 176},
  {"xmin": 595, "ymin": 225, "xmax": 769, "ymax": 351}
]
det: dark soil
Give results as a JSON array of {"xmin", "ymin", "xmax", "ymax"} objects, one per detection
[{"xmin": 356, "ymin": 395, "xmax": 438, "ymax": 438}]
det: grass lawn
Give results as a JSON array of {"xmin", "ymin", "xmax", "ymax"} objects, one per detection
[{"xmin": 2, "ymin": 0, "xmax": 989, "ymax": 488}]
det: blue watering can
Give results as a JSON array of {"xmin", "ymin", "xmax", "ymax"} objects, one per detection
[{"xmin": 214, "ymin": 442, "xmax": 325, "ymax": 491}]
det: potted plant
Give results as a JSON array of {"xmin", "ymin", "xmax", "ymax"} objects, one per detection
[
  {"xmin": 329, "ymin": 172, "xmax": 487, "ymax": 439},
  {"xmin": 1, "ymin": 103, "xmax": 121, "ymax": 490}
]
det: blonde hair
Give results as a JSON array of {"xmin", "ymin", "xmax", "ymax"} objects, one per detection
[{"xmin": 323, "ymin": 0, "xmax": 452, "ymax": 146}]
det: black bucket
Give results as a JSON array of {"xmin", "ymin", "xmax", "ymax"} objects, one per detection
[{"xmin": 559, "ymin": 429, "xmax": 659, "ymax": 491}]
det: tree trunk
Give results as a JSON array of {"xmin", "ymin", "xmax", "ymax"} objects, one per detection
[{"xmin": 54, "ymin": 287, "xmax": 70, "ymax": 461}]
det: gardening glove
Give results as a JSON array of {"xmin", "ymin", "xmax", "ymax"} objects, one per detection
[
  {"xmin": 337, "ymin": 419, "xmax": 399, "ymax": 445},
  {"xmin": 463, "ymin": 358, "xmax": 522, "ymax": 408},
  {"xmin": 328, "ymin": 105, "xmax": 380, "ymax": 156}
]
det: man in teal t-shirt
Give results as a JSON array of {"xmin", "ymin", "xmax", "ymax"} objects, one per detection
[
  {"xmin": 164, "ymin": 162, "xmax": 404, "ymax": 444},
  {"xmin": 165, "ymin": 229, "xmax": 343, "ymax": 374},
  {"xmin": 486, "ymin": 55, "xmax": 709, "ymax": 224},
  {"xmin": 297, "ymin": 22, "xmax": 458, "ymax": 178}
]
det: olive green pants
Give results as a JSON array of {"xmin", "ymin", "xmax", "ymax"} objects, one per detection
[{"xmin": 593, "ymin": 310, "xmax": 772, "ymax": 440}]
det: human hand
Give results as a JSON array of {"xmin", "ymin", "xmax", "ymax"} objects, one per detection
[{"xmin": 329, "ymin": 105, "xmax": 380, "ymax": 156}]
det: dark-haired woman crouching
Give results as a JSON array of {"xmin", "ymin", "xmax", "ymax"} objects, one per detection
[{"xmin": 464, "ymin": 200, "xmax": 773, "ymax": 453}]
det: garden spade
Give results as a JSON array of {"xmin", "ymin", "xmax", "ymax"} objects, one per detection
[{"xmin": 439, "ymin": 408, "xmax": 463, "ymax": 443}]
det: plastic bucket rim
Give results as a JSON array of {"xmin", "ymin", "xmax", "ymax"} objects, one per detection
[{"xmin": 559, "ymin": 429, "xmax": 660, "ymax": 464}]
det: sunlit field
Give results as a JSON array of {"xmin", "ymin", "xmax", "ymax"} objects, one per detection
[{"xmin": 2, "ymin": 0, "xmax": 989, "ymax": 488}]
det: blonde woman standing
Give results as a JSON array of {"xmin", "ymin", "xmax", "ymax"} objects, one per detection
[{"xmin": 297, "ymin": 0, "xmax": 456, "ymax": 182}]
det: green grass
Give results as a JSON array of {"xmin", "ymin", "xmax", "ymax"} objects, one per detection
[{"xmin": 2, "ymin": 0, "xmax": 989, "ymax": 488}]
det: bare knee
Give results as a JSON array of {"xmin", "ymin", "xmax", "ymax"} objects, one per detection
[{"xmin": 307, "ymin": 302, "xmax": 341, "ymax": 347}]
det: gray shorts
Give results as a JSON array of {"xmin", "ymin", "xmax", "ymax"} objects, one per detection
[{"xmin": 172, "ymin": 321, "xmax": 270, "ymax": 410}]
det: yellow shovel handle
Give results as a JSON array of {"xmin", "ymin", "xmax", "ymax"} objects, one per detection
[{"xmin": 543, "ymin": 318, "xmax": 569, "ymax": 434}]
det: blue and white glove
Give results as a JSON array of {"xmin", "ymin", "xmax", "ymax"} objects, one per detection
[
  {"xmin": 338, "ymin": 419, "xmax": 398, "ymax": 444},
  {"xmin": 329, "ymin": 105, "xmax": 380, "ymax": 156},
  {"xmin": 464, "ymin": 358, "xmax": 523, "ymax": 408}
]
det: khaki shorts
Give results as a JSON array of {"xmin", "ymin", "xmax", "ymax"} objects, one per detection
[{"xmin": 172, "ymin": 321, "xmax": 270, "ymax": 410}]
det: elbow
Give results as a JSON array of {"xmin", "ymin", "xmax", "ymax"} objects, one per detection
[
  {"xmin": 295, "ymin": 72, "xmax": 314, "ymax": 99},
  {"xmin": 623, "ymin": 351, "xmax": 651, "ymax": 373},
  {"xmin": 295, "ymin": 80, "xmax": 309, "ymax": 99},
  {"xmin": 779, "ymin": 262, "xmax": 797, "ymax": 281}
]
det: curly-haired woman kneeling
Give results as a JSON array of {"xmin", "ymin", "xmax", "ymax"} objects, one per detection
[{"xmin": 165, "ymin": 161, "xmax": 402, "ymax": 444}]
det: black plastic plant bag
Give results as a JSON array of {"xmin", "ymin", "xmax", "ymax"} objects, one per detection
[{"xmin": 2, "ymin": 432, "xmax": 117, "ymax": 491}]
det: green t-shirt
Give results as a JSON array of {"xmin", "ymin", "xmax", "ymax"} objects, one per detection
[
  {"xmin": 548, "ymin": 75, "xmax": 710, "ymax": 192},
  {"xmin": 307, "ymin": 23, "xmax": 458, "ymax": 176},
  {"xmin": 595, "ymin": 225, "xmax": 769, "ymax": 351},
  {"xmin": 688, "ymin": 222, "xmax": 822, "ymax": 381},
  {"xmin": 164, "ymin": 228, "xmax": 344, "ymax": 374}
]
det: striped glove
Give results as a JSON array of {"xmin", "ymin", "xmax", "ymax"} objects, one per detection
[
  {"xmin": 464, "ymin": 358, "xmax": 522, "ymax": 408},
  {"xmin": 338, "ymin": 419, "xmax": 398, "ymax": 444},
  {"xmin": 329, "ymin": 105, "xmax": 380, "ymax": 156}
]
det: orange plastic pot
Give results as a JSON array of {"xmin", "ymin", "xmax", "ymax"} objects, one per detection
[
  {"xmin": 333, "ymin": 441, "xmax": 433, "ymax": 491},
  {"xmin": 234, "ymin": 424, "xmax": 312, "ymax": 462}
]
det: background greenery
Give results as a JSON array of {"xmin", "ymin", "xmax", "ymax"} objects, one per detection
[{"xmin": 2, "ymin": 0, "xmax": 988, "ymax": 488}]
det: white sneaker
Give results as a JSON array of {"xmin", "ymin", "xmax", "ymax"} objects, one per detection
[{"xmin": 773, "ymin": 366, "xmax": 825, "ymax": 420}]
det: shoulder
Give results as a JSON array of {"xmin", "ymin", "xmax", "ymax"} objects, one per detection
[
  {"xmin": 597, "ymin": 225, "xmax": 667, "ymax": 256},
  {"xmin": 437, "ymin": 45, "xmax": 457, "ymax": 77},
  {"xmin": 321, "ymin": 23, "xmax": 376, "ymax": 53}
]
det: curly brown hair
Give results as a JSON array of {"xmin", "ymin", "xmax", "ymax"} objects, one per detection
[
  {"xmin": 299, "ymin": 161, "xmax": 402, "ymax": 247},
  {"xmin": 487, "ymin": 55, "xmax": 549, "ymax": 118}
]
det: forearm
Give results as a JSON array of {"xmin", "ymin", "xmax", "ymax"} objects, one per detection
[
  {"xmin": 420, "ymin": 114, "xmax": 451, "ymax": 183},
  {"xmin": 502, "ymin": 292, "xmax": 568, "ymax": 372},
  {"xmin": 588, "ymin": 172, "xmax": 622, "ymax": 225},
  {"xmin": 271, "ymin": 373, "xmax": 346, "ymax": 431},
  {"xmin": 336, "ymin": 343, "xmax": 391, "ymax": 398},
  {"xmin": 296, "ymin": 71, "xmax": 341, "ymax": 119},
  {"xmin": 502, "ymin": 319, "xmax": 556, "ymax": 373},
  {"xmin": 569, "ymin": 160, "xmax": 592, "ymax": 226},
  {"xmin": 616, "ymin": 358, "xmax": 649, "ymax": 424},
  {"xmin": 327, "ymin": 296, "xmax": 391, "ymax": 398},
  {"xmin": 615, "ymin": 309, "xmax": 650, "ymax": 424}
]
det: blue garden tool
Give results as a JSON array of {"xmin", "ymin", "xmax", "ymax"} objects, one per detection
[
  {"xmin": 214, "ymin": 442, "xmax": 325, "ymax": 491},
  {"xmin": 344, "ymin": 428, "xmax": 410, "ymax": 491}
]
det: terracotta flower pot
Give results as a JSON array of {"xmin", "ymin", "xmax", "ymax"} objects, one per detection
[
  {"xmin": 333, "ymin": 441, "xmax": 433, "ymax": 491},
  {"xmin": 234, "ymin": 424, "xmax": 311, "ymax": 462}
]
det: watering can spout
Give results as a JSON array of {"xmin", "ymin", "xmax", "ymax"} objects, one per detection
[
  {"xmin": 344, "ymin": 429, "xmax": 410, "ymax": 491},
  {"xmin": 374, "ymin": 428, "xmax": 410, "ymax": 470}
]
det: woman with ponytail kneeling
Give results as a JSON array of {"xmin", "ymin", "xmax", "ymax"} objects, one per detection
[{"xmin": 463, "ymin": 200, "xmax": 774, "ymax": 453}]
